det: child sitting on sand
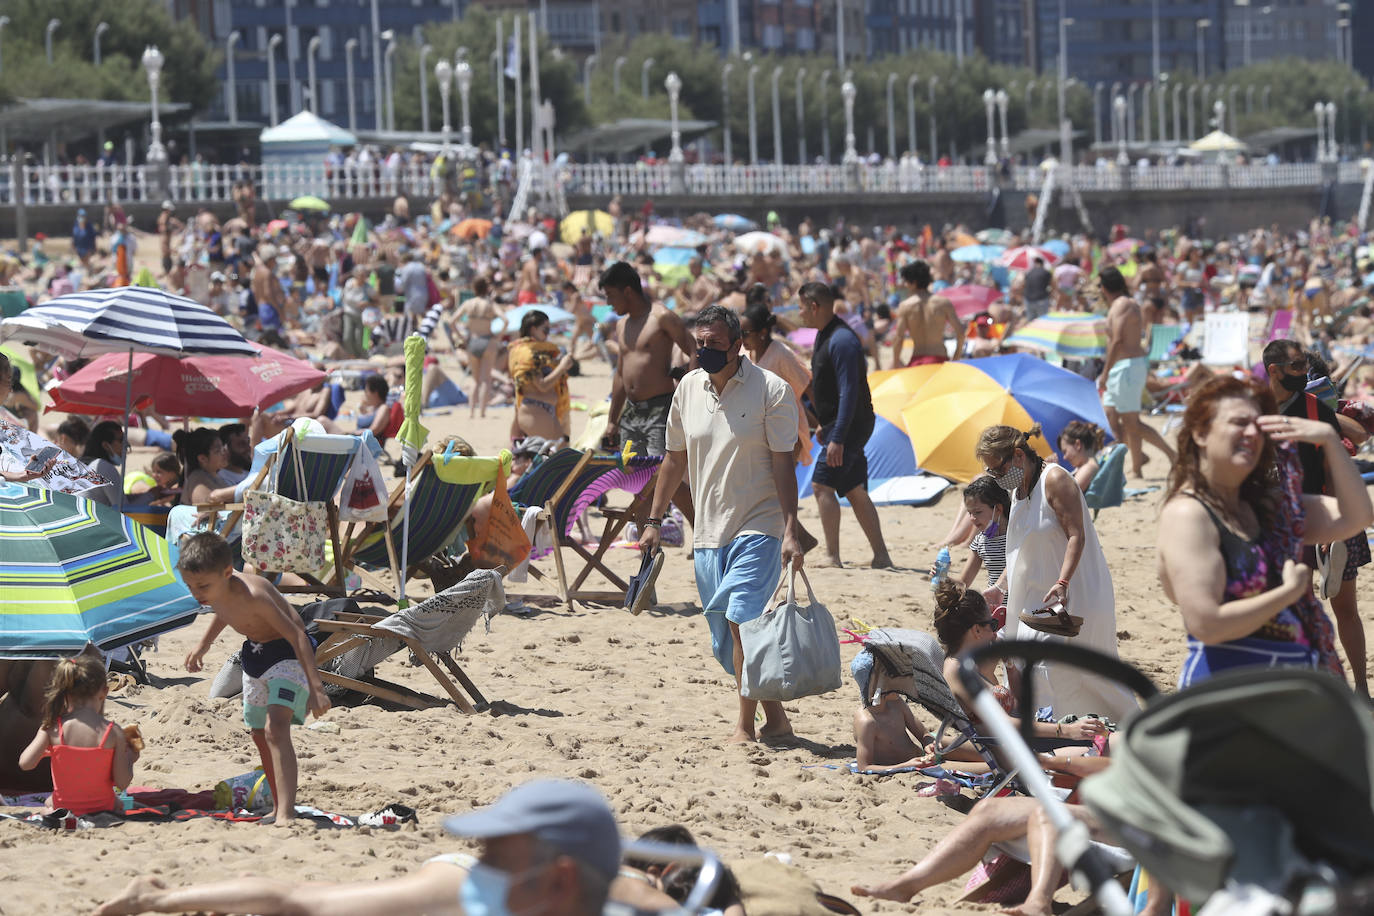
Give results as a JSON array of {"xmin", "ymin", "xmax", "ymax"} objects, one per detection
[
  {"xmin": 18, "ymin": 648, "xmax": 142, "ymax": 816},
  {"xmin": 851, "ymin": 657, "xmax": 936, "ymax": 774},
  {"xmin": 178, "ymin": 531, "xmax": 330, "ymax": 826},
  {"xmin": 125, "ymin": 452, "xmax": 183, "ymax": 507}
]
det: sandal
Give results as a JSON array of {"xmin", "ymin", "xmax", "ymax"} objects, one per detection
[
  {"xmin": 625, "ymin": 548, "xmax": 664, "ymax": 616},
  {"xmin": 1018, "ymin": 603, "xmax": 1084, "ymax": 638},
  {"xmin": 1317, "ymin": 540, "xmax": 1346, "ymax": 601}
]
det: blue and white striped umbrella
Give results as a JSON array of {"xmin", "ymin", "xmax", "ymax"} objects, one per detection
[{"xmin": 0, "ymin": 287, "xmax": 256, "ymax": 359}]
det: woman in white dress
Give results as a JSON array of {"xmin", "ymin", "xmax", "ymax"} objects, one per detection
[{"xmin": 974, "ymin": 424, "xmax": 1138, "ymax": 723}]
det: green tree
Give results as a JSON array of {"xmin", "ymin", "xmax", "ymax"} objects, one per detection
[{"xmin": 0, "ymin": 0, "xmax": 218, "ymax": 110}]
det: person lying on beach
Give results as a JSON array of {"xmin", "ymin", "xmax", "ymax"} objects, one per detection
[
  {"xmin": 627, "ymin": 824, "xmax": 746, "ymax": 916},
  {"xmin": 95, "ymin": 779, "xmax": 630, "ymax": 916},
  {"xmin": 178, "ymin": 532, "xmax": 330, "ymax": 827}
]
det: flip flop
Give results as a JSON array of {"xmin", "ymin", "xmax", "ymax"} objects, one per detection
[
  {"xmin": 1018, "ymin": 604, "xmax": 1084, "ymax": 638},
  {"xmin": 625, "ymin": 548, "xmax": 664, "ymax": 616},
  {"xmin": 1318, "ymin": 540, "xmax": 1346, "ymax": 601}
]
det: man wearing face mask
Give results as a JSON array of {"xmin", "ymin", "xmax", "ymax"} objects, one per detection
[
  {"xmin": 641, "ymin": 305, "xmax": 804, "ymax": 744},
  {"xmin": 93, "ymin": 779, "xmax": 626, "ymax": 916},
  {"xmin": 1263, "ymin": 340, "xmax": 1341, "ymax": 497}
]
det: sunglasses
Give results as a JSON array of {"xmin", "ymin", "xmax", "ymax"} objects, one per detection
[{"xmin": 983, "ymin": 454, "xmax": 1013, "ymax": 478}]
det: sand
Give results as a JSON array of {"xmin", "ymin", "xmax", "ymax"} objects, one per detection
[{"xmin": 1, "ymin": 350, "xmax": 1367, "ymax": 916}]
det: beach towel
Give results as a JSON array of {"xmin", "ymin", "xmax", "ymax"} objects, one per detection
[{"xmin": 507, "ymin": 337, "xmax": 569, "ymax": 428}]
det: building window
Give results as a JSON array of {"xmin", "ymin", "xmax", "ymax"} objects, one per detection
[
  {"xmin": 763, "ymin": 24, "xmax": 783, "ymax": 46},
  {"xmin": 797, "ymin": 26, "xmax": 815, "ymax": 49},
  {"xmin": 319, "ymin": 25, "xmax": 332, "ymax": 58},
  {"xmin": 322, "ymin": 79, "xmax": 337, "ymax": 114},
  {"xmin": 611, "ymin": 11, "xmax": 620, "ymax": 30}
]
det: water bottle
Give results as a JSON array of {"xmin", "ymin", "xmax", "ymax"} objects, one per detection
[{"xmin": 931, "ymin": 547, "xmax": 951, "ymax": 590}]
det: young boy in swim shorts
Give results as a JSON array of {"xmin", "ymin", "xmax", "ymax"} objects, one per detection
[{"xmin": 178, "ymin": 532, "xmax": 330, "ymax": 826}]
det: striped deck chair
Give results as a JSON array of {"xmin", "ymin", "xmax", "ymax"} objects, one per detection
[
  {"xmin": 121, "ymin": 504, "xmax": 171, "ymax": 538},
  {"xmin": 263, "ymin": 435, "xmax": 357, "ymax": 596},
  {"xmin": 551, "ymin": 455, "xmax": 662, "ymax": 609},
  {"xmin": 342, "ymin": 444, "xmax": 506, "ymax": 600}
]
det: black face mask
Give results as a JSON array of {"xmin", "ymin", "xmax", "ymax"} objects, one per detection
[
  {"xmin": 1279, "ymin": 372, "xmax": 1307, "ymax": 394},
  {"xmin": 697, "ymin": 346, "xmax": 731, "ymax": 374}
]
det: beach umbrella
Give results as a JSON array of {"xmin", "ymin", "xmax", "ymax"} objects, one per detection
[
  {"xmin": 395, "ymin": 334, "xmax": 429, "ymax": 609},
  {"xmin": 714, "ymin": 213, "xmax": 757, "ymax": 232},
  {"xmin": 492, "ymin": 304, "xmax": 577, "ymax": 335},
  {"xmin": 560, "ymin": 210, "xmax": 614, "ymax": 243},
  {"xmin": 289, "ymin": 195, "xmax": 330, "ymax": 212},
  {"xmin": 1190, "ymin": 129, "xmax": 1246, "ymax": 153},
  {"xmin": 950, "ymin": 231, "xmax": 980, "ymax": 249},
  {"xmin": 349, "ymin": 215, "xmax": 371, "ymax": 246},
  {"xmin": 867, "ymin": 364, "xmax": 945, "ymax": 431},
  {"xmin": 1042, "ymin": 239, "xmax": 1072, "ymax": 258},
  {"xmin": 0, "ymin": 423, "xmax": 108, "ymax": 497},
  {"xmin": 52, "ymin": 343, "xmax": 325, "ymax": 419},
  {"xmin": 795, "ymin": 416, "xmax": 917, "ymax": 498},
  {"xmin": 943, "ymin": 284, "xmax": 1004, "ymax": 319},
  {"xmin": 452, "ymin": 217, "xmax": 494, "ymax": 240},
  {"xmin": 1003, "ymin": 312, "xmax": 1108, "ymax": 359},
  {"xmin": 1, "ymin": 287, "xmax": 255, "ymax": 505},
  {"xmin": 653, "ymin": 247, "xmax": 697, "ymax": 267},
  {"xmin": 998, "ymin": 245, "xmax": 1061, "ymax": 270},
  {"xmin": 900, "ymin": 354, "xmax": 1108, "ymax": 483},
  {"xmin": 1107, "ymin": 238, "xmax": 1143, "ymax": 257},
  {"xmin": 265, "ymin": 218, "xmax": 289, "ymax": 234},
  {"xmin": 952, "ymin": 244, "xmax": 1006, "ymax": 264},
  {"xmin": 733, "ymin": 231, "xmax": 786, "ymax": 255},
  {"xmin": 0, "ymin": 482, "xmax": 200, "ymax": 658},
  {"xmin": 644, "ymin": 225, "xmax": 707, "ymax": 248},
  {"xmin": 976, "ymin": 229, "xmax": 1015, "ymax": 245}
]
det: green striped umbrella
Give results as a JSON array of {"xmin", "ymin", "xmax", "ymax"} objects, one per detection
[{"xmin": 0, "ymin": 483, "xmax": 200, "ymax": 658}]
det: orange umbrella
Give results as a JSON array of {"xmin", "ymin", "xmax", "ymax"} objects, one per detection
[
  {"xmin": 452, "ymin": 218, "xmax": 493, "ymax": 240},
  {"xmin": 950, "ymin": 231, "xmax": 979, "ymax": 249}
]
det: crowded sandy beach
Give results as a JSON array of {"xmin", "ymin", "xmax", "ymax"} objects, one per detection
[{"xmin": 1, "ymin": 182, "xmax": 1372, "ymax": 916}]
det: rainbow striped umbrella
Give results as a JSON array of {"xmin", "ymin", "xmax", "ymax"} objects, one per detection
[
  {"xmin": 1003, "ymin": 311, "xmax": 1108, "ymax": 359},
  {"xmin": 0, "ymin": 483, "xmax": 200, "ymax": 658}
]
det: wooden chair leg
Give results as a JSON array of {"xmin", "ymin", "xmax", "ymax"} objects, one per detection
[
  {"xmin": 438, "ymin": 652, "xmax": 487, "ymax": 708},
  {"xmin": 405, "ymin": 637, "xmax": 477, "ymax": 714}
]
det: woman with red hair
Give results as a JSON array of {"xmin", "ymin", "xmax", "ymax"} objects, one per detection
[{"xmin": 1157, "ymin": 376, "xmax": 1372, "ymax": 688}]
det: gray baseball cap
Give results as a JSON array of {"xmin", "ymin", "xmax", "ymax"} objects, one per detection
[{"xmin": 443, "ymin": 780, "xmax": 621, "ymax": 882}]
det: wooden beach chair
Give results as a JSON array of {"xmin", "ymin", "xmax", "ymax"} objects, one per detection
[
  {"xmin": 340, "ymin": 444, "xmax": 506, "ymax": 599},
  {"xmin": 312, "ymin": 570, "xmax": 504, "ymax": 713},
  {"xmin": 1200, "ymin": 312, "xmax": 1250, "ymax": 367}
]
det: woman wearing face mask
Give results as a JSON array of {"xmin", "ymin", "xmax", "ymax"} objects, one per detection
[
  {"xmin": 507, "ymin": 310, "xmax": 573, "ymax": 443},
  {"xmin": 974, "ymin": 424, "xmax": 1138, "ymax": 723},
  {"xmin": 79, "ymin": 421, "xmax": 127, "ymax": 507}
]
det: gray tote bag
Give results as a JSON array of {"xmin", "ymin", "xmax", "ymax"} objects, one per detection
[{"xmin": 739, "ymin": 569, "xmax": 843, "ymax": 701}]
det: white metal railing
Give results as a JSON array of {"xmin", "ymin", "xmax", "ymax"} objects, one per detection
[{"xmin": 0, "ymin": 158, "xmax": 1354, "ymax": 207}]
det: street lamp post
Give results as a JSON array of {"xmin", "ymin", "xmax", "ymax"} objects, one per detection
[
  {"xmin": 666, "ymin": 71, "xmax": 684, "ymax": 164},
  {"xmin": 841, "ymin": 77, "xmax": 858, "ymax": 164},
  {"xmin": 1172, "ymin": 83, "xmax": 1182, "ymax": 144},
  {"xmin": 371, "ymin": 0, "xmax": 383, "ymax": 130},
  {"xmin": 955, "ymin": 0, "xmax": 965, "ymax": 66},
  {"xmin": 307, "ymin": 35, "xmax": 322, "ymax": 115},
  {"xmin": 1093, "ymin": 81, "xmax": 1104, "ymax": 147},
  {"xmin": 1245, "ymin": 84, "xmax": 1254, "ymax": 115},
  {"xmin": 1326, "ymin": 102, "xmax": 1337, "ymax": 161},
  {"xmin": 435, "ymin": 59, "xmax": 452, "ymax": 152},
  {"xmin": 886, "ymin": 72, "xmax": 898, "ymax": 161},
  {"xmin": 494, "ymin": 19, "xmax": 505, "ymax": 148},
  {"xmin": 747, "ymin": 59, "xmax": 760, "ymax": 165},
  {"xmin": 1141, "ymin": 83, "xmax": 1151, "ymax": 144},
  {"xmin": 996, "ymin": 90, "xmax": 1010, "ymax": 159},
  {"xmin": 1114, "ymin": 95, "xmax": 1128, "ymax": 165},
  {"xmin": 227, "ymin": 31, "xmax": 242, "ymax": 125},
  {"xmin": 1127, "ymin": 83, "xmax": 1138, "ymax": 143},
  {"xmin": 928, "ymin": 76, "xmax": 939, "ymax": 163},
  {"xmin": 457, "ymin": 59, "xmax": 473, "ymax": 149},
  {"xmin": 1262, "ymin": 85, "xmax": 1271, "ymax": 112},
  {"xmin": 1057, "ymin": 9, "xmax": 1073, "ymax": 163},
  {"xmin": 1213, "ymin": 98, "xmax": 1226, "ymax": 140},
  {"xmin": 1024, "ymin": 80, "xmax": 1035, "ymax": 123},
  {"xmin": 1187, "ymin": 84, "xmax": 1197, "ymax": 140},
  {"xmin": 267, "ymin": 33, "xmax": 283, "ymax": 126},
  {"xmin": 94, "ymin": 22, "xmax": 109, "ymax": 66},
  {"xmin": 142, "ymin": 45, "xmax": 170, "ymax": 198},
  {"xmin": 0, "ymin": 17, "xmax": 9, "ymax": 76},
  {"xmin": 613, "ymin": 56, "xmax": 626, "ymax": 95},
  {"xmin": 796, "ymin": 68, "xmax": 808, "ymax": 164},
  {"xmin": 1315, "ymin": 103, "xmax": 1327, "ymax": 163},
  {"xmin": 1202, "ymin": 84, "xmax": 1212, "ymax": 125},
  {"xmin": 383, "ymin": 31, "xmax": 397, "ymax": 132},
  {"xmin": 1151, "ymin": 0, "xmax": 1160, "ymax": 79},
  {"xmin": 46, "ymin": 19, "xmax": 59, "ymax": 65},
  {"xmin": 419, "ymin": 44, "xmax": 432, "ymax": 133},
  {"xmin": 906, "ymin": 75, "xmax": 920, "ymax": 156},
  {"xmin": 820, "ymin": 69, "xmax": 832, "ymax": 164},
  {"xmin": 583, "ymin": 54, "xmax": 597, "ymax": 108},
  {"xmin": 1337, "ymin": 3, "xmax": 1351, "ymax": 61},
  {"xmin": 1228, "ymin": 85, "xmax": 1239, "ymax": 137},
  {"xmin": 344, "ymin": 38, "xmax": 358, "ymax": 132},
  {"xmin": 641, "ymin": 57, "xmax": 654, "ymax": 100},
  {"xmin": 722, "ymin": 62, "xmax": 733, "ymax": 165},
  {"xmin": 773, "ymin": 67, "xmax": 785, "ymax": 163},
  {"xmin": 1196, "ymin": 19, "xmax": 1210, "ymax": 78},
  {"xmin": 1236, "ymin": 0, "xmax": 1252, "ymax": 66},
  {"xmin": 983, "ymin": 89, "xmax": 997, "ymax": 165},
  {"xmin": 1158, "ymin": 73, "xmax": 1168, "ymax": 144}
]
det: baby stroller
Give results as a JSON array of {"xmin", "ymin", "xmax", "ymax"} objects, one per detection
[{"xmin": 957, "ymin": 640, "xmax": 1374, "ymax": 916}]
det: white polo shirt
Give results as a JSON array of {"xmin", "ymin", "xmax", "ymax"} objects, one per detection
[{"xmin": 665, "ymin": 356, "xmax": 799, "ymax": 549}]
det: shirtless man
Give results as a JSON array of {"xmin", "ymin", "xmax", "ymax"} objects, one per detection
[
  {"xmin": 516, "ymin": 246, "xmax": 543, "ymax": 305},
  {"xmin": 891, "ymin": 260, "xmax": 965, "ymax": 368},
  {"xmin": 157, "ymin": 201, "xmax": 183, "ymax": 274},
  {"xmin": 251, "ymin": 245, "xmax": 288, "ymax": 337},
  {"xmin": 932, "ymin": 238, "xmax": 955, "ymax": 286},
  {"xmin": 682, "ymin": 257, "xmax": 717, "ymax": 317},
  {"xmin": 1099, "ymin": 266, "xmax": 1175, "ymax": 478},
  {"xmin": 600, "ymin": 260, "xmax": 695, "ymax": 526},
  {"xmin": 452, "ymin": 275, "xmax": 504, "ymax": 418}
]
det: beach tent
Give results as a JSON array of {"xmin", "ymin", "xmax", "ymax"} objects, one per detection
[
  {"xmin": 1190, "ymin": 130, "xmax": 1246, "ymax": 153},
  {"xmin": 259, "ymin": 111, "xmax": 357, "ymax": 200}
]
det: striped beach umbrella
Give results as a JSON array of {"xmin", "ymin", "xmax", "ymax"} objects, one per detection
[
  {"xmin": 0, "ymin": 483, "xmax": 200, "ymax": 658},
  {"xmin": 0, "ymin": 287, "xmax": 256, "ymax": 359},
  {"xmin": 1004, "ymin": 312, "xmax": 1108, "ymax": 359}
]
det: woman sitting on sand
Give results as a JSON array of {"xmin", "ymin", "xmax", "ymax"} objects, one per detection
[
  {"xmin": 1057, "ymin": 420, "xmax": 1109, "ymax": 493},
  {"xmin": 508, "ymin": 310, "xmax": 573, "ymax": 443},
  {"xmin": 1156, "ymin": 376, "xmax": 1372, "ymax": 688}
]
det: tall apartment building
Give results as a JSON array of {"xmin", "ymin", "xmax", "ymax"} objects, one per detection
[
  {"xmin": 974, "ymin": 0, "xmax": 1028, "ymax": 67},
  {"xmin": 697, "ymin": 0, "xmax": 819, "ymax": 53},
  {"xmin": 1221, "ymin": 0, "xmax": 1341, "ymax": 69},
  {"xmin": 1033, "ymin": 0, "xmax": 1226, "ymax": 83},
  {"xmin": 864, "ymin": 0, "xmax": 976, "ymax": 58}
]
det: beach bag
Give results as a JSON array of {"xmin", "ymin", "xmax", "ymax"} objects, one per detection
[
  {"xmin": 468, "ymin": 471, "xmax": 531, "ymax": 570},
  {"xmin": 739, "ymin": 569, "xmax": 843, "ymax": 702},
  {"xmin": 242, "ymin": 434, "xmax": 328, "ymax": 572},
  {"xmin": 338, "ymin": 447, "xmax": 389, "ymax": 523}
]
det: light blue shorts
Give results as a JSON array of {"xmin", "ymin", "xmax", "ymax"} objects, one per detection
[
  {"xmin": 694, "ymin": 534, "xmax": 782, "ymax": 675},
  {"xmin": 1103, "ymin": 356, "xmax": 1149, "ymax": 413}
]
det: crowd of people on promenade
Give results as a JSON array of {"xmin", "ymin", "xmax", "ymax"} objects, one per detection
[{"xmin": 4, "ymin": 172, "xmax": 1374, "ymax": 915}]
